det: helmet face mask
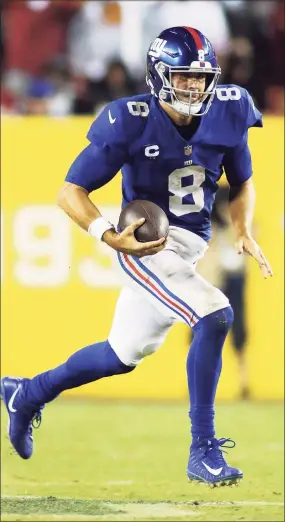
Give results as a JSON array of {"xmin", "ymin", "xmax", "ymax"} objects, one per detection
[
  {"xmin": 155, "ymin": 62, "xmax": 221, "ymax": 116},
  {"xmin": 146, "ymin": 26, "xmax": 221, "ymax": 117}
]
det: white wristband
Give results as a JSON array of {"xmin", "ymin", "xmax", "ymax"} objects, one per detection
[{"xmin": 88, "ymin": 217, "xmax": 114, "ymax": 241}]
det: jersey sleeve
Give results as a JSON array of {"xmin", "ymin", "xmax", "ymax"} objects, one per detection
[
  {"xmin": 244, "ymin": 89, "xmax": 263, "ymax": 129},
  {"xmin": 222, "ymin": 131, "xmax": 253, "ymax": 186},
  {"xmin": 65, "ymin": 101, "xmax": 128, "ymax": 193},
  {"xmin": 86, "ymin": 100, "xmax": 129, "ymax": 148},
  {"xmin": 222, "ymin": 87, "xmax": 262, "ymax": 186}
]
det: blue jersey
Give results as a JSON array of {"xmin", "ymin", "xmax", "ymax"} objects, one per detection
[{"xmin": 66, "ymin": 85, "xmax": 262, "ymax": 242}]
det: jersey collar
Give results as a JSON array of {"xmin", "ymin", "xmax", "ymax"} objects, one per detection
[{"xmin": 152, "ymin": 96, "xmax": 206, "ymax": 144}]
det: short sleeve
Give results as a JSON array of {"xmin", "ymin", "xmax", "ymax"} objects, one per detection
[
  {"xmin": 223, "ymin": 131, "xmax": 253, "ymax": 186},
  {"xmin": 65, "ymin": 101, "xmax": 128, "ymax": 193},
  {"xmin": 244, "ymin": 90, "xmax": 263, "ymax": 129},
  {"xmin": 65, "ymin": 142, "xmax": 125, "ymax": 193},
  {"xmin": 87, "ymin": 101, "xmax": 128, "ymax": 149}
]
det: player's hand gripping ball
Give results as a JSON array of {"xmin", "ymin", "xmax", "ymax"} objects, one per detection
[{"xmin": 119, "ymin": 200, "xmax": 169, "ymax": 242}]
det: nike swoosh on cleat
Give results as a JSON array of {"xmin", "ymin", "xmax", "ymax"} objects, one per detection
[
  {"xmin": 108, "ymin": 110, "xmax": 116, "ymax": 124},
  {"xmin": 8, "ymin": 385, "xmax": 22, "ymax": 413},
  {"xmin": 202, "ymin": 462, "xmax": 223, "ymax": 476}
]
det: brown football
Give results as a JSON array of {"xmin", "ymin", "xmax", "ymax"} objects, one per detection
[{"xmin": 118, "ymin": 200, "xmax": 169, "ymax": 242}]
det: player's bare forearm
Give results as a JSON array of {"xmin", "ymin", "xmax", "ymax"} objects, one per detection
[
  {"xmin": 228, "ymin": 178, "xmax": 273, "ymax": 278},
  {"xmin": 57, "ymin": 181, "xmax": 102, "ymax": 231},
  {"xmin": 229, "ymin": 178, "xmax": 255, "ymax": 239}
]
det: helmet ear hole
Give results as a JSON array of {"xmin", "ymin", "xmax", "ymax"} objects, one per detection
[{"xmin": 146, "ymin": 62, "xmax": 156, "ymax": 83}]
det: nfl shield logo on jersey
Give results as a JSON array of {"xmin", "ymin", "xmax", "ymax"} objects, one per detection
[{"xmin": 184, "ymin": 145, "xmax": 192, "ymax": 156}]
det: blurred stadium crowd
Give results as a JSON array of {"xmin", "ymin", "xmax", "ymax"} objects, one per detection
[{"xmin": 1, "ymin": 0, "xmax": 284, "ymax": 117}]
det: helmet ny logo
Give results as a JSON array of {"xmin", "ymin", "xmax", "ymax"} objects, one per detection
[{"xmin": 149, "ymin": 38, "xmax": 167, "ymax": 58}]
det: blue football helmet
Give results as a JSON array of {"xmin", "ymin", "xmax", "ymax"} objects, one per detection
[{"xmin": 146, "ymin": 26, "xmax": 221, "ymax": 116}]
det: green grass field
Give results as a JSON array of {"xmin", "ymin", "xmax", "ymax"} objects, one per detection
[{"xmin": 1, "ymin": 399, "xmax": 284, "ymax": 521}]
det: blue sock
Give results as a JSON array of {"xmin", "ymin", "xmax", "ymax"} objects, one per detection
[
  {"xmin": 187, "ymin": 306, "xmax": 234, "ymax": 443},
  {"xmin": 19, "ymin": 340, "xmax": 135, "ymax": 408}
]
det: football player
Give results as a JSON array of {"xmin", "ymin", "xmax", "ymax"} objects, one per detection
[{"xmin": 1, "ymin": 27, "xmax": 273, "ymax": 486}]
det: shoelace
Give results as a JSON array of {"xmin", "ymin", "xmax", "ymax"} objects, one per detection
[
  {"xmin": 31, "ymin": 406, "xmax": 44, "ymax": 429},
  {"xmin": 202, "ymin": 438, "xmax": 236, "ymax": 466},
  {"xmin": 214, "ymin": 438, "xmax": 236, "ymax": 451}
]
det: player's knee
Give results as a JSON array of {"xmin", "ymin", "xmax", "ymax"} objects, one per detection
[
  {"xmin": 108, "ymin": 345, "xmax": 137, "ymax": 373},
  {"xmin": 195, "ymin": 305, "xmax": 234, "ymax": 336},
  {"xmin": 115, "ymin": 362, "xmax": 136, "ymax": 375},
  {"xmin": 107, "ymin": 343, "xmax": 137, "ymax": 374},
  {"xmin": 108, "ymin": 338, "xmax": 162, "ymax": 367},
  {"xmin": 208, "ymin": 306, "xmax": 234, "ymax": 335},
  {"xmin": 218, "ymin": 305, "xmax": 234, "ymax": 333}
]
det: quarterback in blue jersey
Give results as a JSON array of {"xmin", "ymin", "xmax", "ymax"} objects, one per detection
[{"xmin": 1, "ymin": 26, "xmax": 273, "ymax": 487}]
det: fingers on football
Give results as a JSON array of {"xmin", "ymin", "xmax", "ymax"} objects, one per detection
[
  {"xmin": 137, "ymin": 245, "xmax": 165, "ymax": 257},
  {"xmin": 124, "ymin": 218, "xmax": 146, "ymax": 234},
  {"xmin": 140, "ymin": 237, "xmax": 166, "ymax": 249},
  {"xmin": 135, "ymin": 237, "xmax": 166, "ymax": 256}
]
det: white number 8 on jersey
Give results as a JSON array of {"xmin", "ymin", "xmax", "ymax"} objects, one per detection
[
  {"xmin": 216, "ymin": 87, "xmax": 241, "ymax": 101},
  {"xmin": 127, "ymin": 101, "xmax": 149, "ymax": 117},
  {"xmin": 169, "ymin": 165, "xmax": 205, "ymax": 216}
]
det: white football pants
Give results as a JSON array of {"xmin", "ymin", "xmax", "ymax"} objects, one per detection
[{"xmin": 108, "ymin": 226, "xmax": 229, "ymax": 366}]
